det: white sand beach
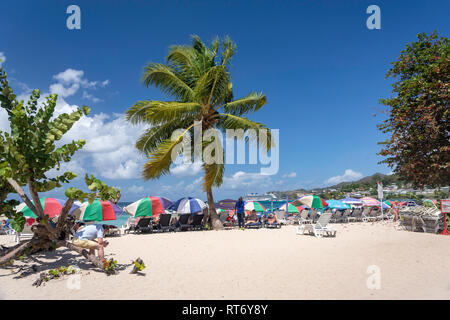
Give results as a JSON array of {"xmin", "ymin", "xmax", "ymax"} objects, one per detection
[{"xmin": 1, "ymin": 222, "xmax": 449, "ymax": 300}]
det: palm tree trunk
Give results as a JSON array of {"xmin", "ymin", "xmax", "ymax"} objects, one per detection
[{"xmin": 206, "ymin": 187, "xmax": 223, "ymax": 230}]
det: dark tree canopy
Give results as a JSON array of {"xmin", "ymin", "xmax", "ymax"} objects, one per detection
[{"xmin": 378, "ymin": 31, "xmax": 449, "ymax": 188}]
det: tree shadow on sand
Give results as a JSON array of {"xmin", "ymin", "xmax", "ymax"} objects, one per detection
[{"xmin": 1, "ymin": 248, "xmax": 131, "ymax": 279}]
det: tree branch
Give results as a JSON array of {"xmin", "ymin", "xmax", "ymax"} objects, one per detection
[
  {"xmin": 60, "ymin": 240, "xmax": 105, "ymax": 271},
  {"xmin": 56, "ymin": 198, "xmax": 74, "ymax": 236},
  {"xmin": 28, "ymin": 179, "xmax": 45, "ymax": 218},
  {"xmin": 0, "ymin": 240, "xmax": 34, "ymax": 266},
  {"xmin": 7, "ymin": 178, "xmax": 37, "ymax": 215}
]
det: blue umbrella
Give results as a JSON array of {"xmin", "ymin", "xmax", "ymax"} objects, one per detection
[
  {"xmin": 326, "ymin": 200, "xmax": 351, "ymax": 210},
  {"xmin": 168, "ymin": 197, "xmax": 207, "ymax": 215}
]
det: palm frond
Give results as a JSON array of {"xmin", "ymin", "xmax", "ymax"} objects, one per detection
[
  {"xmin": 142, "ymin": 125, "xmax": 193, "ymax": 180},
  {"xmin": 220, "ymin": 36, "xmax": 236, "ymax": 66},
  {"xmin": 193, "ymin": 65, "xmax": 229, "ymax": 105},
  {"xmin": 141, "ymin": 63, "xmax": 194, "ymax": 101},
  {"xmin": 218, "ymin": 113, "xmax": 274, "ymax": 151},
  {"xmin": 127, "ymin": 101, "xmax": 201, "ymax": 126},
  {"xmin": 135, "ymin": 116, "xmax": 196, "ymax": 154},
  {"xmin": 203, "ymin": 162, "xmax": 224, "ymax": 190},
  {"xmin": 223, "ymin": 92, "xmax": 266, "ymax": 116},
  {"xmin": 167, "ymin": 45, "xmax": 201, "ymax": 81}
]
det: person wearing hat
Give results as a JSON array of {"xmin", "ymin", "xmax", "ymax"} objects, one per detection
[{"xmin": 72, "ymin": 222, "xmax": 109, "ymax": 261}]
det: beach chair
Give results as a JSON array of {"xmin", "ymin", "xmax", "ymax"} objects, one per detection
[
  {"xmin": 331, "ymin": 210, "xmax": 343, "ymax": 223},
  {"xmin": 191, "ymin": 214, "xmax": 205, "ymax": 230},
  {"xmin": 274, "ymin": 211, "xmax": 287, "ymax": 225},
  {"xmin": 340, "ymin": 209, "xmax": 352, "ymax": 223},
  {"xmin": 298, "ymin": 210, "xmax": 312, "ymax": 224},
  {"xmin": 15, "ymin": 224, "xmax": 35, "ymax": 244},
  {"xmin": 244, "ymin": 213, "xmax": 262, "ymax": 229},
  {"xmin": 361, "ymin": 207, "xmax": 373, "ymax": 222},
  {"xmin": 105, "ymin": 225, "xmax": 121, "ymax": 237},
  {"xmin": 157, "ymin": 214, "xmax": 174, "ymax": 232},
  {"xmin": 131, "ymin": 217, "xmax": 153, "ymax": 234},
  {"xmin": 265, "ymin": 214, "xmax": 281, "ymax": 229},
  {"xmin": 176, "ymin": 213, "xmax": 192, "ymax": 231},
  {"xmin": 222, "ymin": 213, "xmax": 235, "ymax": 229},
  {"xmin": 370, "ymin": 208, "xmax": 382, "ymax": 221},
  {"xmin": 296, "ymin": 212, "xmax": 336, "ymax": 238},
  {"xmin": 219, "ymin": 212, "xmax": 229, "ymax": 223},
  {"xmin": 309, "ymin": 210, "xmax": 318, "ymax": 223},
  {"xmin": 347, "ymin": 208, "xmax": 361, "ymax": 222}
]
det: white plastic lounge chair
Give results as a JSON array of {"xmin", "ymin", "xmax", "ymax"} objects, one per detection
[
  {"xmin": 276, "ymin": 211, "xmax": 288, "ymax": 225},
  {"xmin": 296, "ymin": 212, "xmax": 336, "ymax": 238},
  {"xmin": 298, "ymin": 210, "xmax": 312, "ymax": 224},
  {"xmin": 331, "ymin": 210, "xmax": 343, "ymax": 223},
  {"xmin": 347, "ymin": 208, "xmax": 361, "ymax": 222},
  {"xmin": 15, "ymin": 224, "xmax": 34, "ymax": 244},
  {"xmin": 361, "ymin": 207, "xmax": 374, "ymax": 222}
]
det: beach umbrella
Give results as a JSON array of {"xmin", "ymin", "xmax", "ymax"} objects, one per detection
[
  {"xmin": 169, "ymin": 197, "xmax": 207, "ymax": 215},
  {"xmin": 326, "ymin": 200, "xmax": 351, "ymax": 210},
  {"xmin": 15, "ymin": 198, "xmax": 80, "ymax": 218},
  {"xmin": 72, "ymin": 200, "xmax": 119, "ymax": 222},
  {"xmin": 244, "ymin": 201, "xmax": 267, "ymax": 212},
  {"xmin": 340, "ymin": 197, "xmax": 363, "ymax": 205},
  {"xmin": 424, "ymin": 199, "xmax": 437, "ymax": 205},
  {"xmin": 293, "ymin": 195, "xmax": 328, "ymax": 210},
  {"xmin": 384, "ymin": 200, "xmax": 396, "ymax": 206},
  {"xmin": 360, "ymin": 197, "xmax": 382, "ymax": 207},
  {"xmin": 277, "ymin": 202, "xmax": 300, "ymax": 213},
  {"xmin": 123, "ymin": 196, "xmax": 172, "ymax": 218}
]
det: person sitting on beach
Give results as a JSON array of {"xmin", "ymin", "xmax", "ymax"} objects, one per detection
[
  {"xmin": 265, "ymin": 212, "xmax": 279, "ymax": 225},
  {"xmin": 245, "ymin": 210, "xmax": 259, "ymax": 227},
  {"xmin": 72, "ymin": 222, "xmax": 109, "ymax": 261}
]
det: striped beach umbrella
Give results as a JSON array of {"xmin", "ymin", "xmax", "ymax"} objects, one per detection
[
  {"xmin": 15, "ymin": 198, "xmax": 80, "ymax": 218},
  {"xmin": 326, "ymin": 200, "xmax": 351, "ymax": 210},
  {"xmin": 169, "ymin": 197, "xmax": 207, "ymax": 215},
  {"xmin": 277, "ymin": 203, "xmax": 301, "ymax": 213},
  {"xmin": 340, "ymin": 197, "xmax": 363, "ymax": 205},
  {"xmin": 293, "ymin": 195, "xmax": 328, "ymax": 210},
  {"xmin": 244, "ymin": 201, "xmax": 267, "ymax": 212},
  {"xmin": 123, "ymin": 196, "xmax": 172, "ymax": 218},
  {"xmin": 360, "ymin": 197, "xmax": 381, "ymax": 207},
  {"xmin": 72, "ymin": 200, "xmax": 120, "ymax": 222}
]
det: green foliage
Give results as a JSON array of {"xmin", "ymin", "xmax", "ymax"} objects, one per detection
[
  {"xmin": 0, "ymin": 66, "xmax": 119, "ymax": 230},
  {"xmin": 102, "ymin": 258, "xmax": 118, "ymax": 273},
  {"xmin": 132, "ymin": 259, "xmax": 145, "ymax": 271},
  {"xmin": 127, "ymin": 35, "xmax": 272, "ymax": 194},
  {"xmin": 378, "ymin": 31, "xmax": 449, "ymax": 188}
]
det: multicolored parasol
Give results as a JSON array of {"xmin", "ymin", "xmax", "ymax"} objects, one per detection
[
  {"xmin": 123, "ymin": 196, "xmax": 172, "ymax": 217},
  {"xmin": 15, "ymin": 198, "xmax": 80, "ymax": 218}
]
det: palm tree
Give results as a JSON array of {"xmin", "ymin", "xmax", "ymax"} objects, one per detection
[{"xmin": 126, "ymin": 35, "xmax": 272, "ymax": 229}]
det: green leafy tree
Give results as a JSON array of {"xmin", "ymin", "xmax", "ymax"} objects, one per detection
[
  {"xmin": 0, "ymin": 66, "xmax": 119, "ymax": 271},
  {"xmin": 378, "ymin": 32, "xmax": 449, "ymax": 188},
  {"xmin": 126, "ymin": 35, "xmax": 273, "ymax": 229}
]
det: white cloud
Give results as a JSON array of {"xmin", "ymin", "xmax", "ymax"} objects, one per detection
[
  {"xmin": 49, "ymin": 68, "xmax": 109, "ymax": 99},
  {"xmin": 324, "ymin": 169, "xmax": 363, "ymax": 185},
  {"xmin": 222, "ymin": 171, "xmax": 273, "ymax": 190},
  {"xmin": 282, "ymin": 172, "xmax": 296, "ymax": 178},
  {"xmin": 2, "ymin": 67, "xmax": 146, "ymax": 181},
  {"xmin": 128, "ymin": 185, "xmax": 145, "ymax": 194},
  {"xmin": 0, "ymin": 52, "xmax": 5, "ymax": 66},
  {"xmin": 82, "ymin": 91, "xmax": 102, "ymax": 103},
  {"xmin": 49, "ymin": 82, "xmax": 80, "ymax": 98},
  {"xmin": 53, "ymin": 69, "xmax": 84, "ymax": 84},
  {"xmin": 171, "ymin": 161, "xmax": 203, "ymax": 177}
]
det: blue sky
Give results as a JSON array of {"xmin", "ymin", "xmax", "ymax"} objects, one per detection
[{"xmin": 1, "ymin": 0, "xmax": 449, "ymax": 202}]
